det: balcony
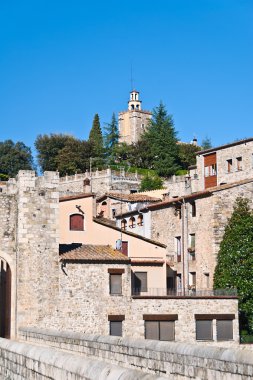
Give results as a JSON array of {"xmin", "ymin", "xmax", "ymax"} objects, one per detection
[{"xmin": 131, "ymin": 288, "xmax": 237, "ymax": 298}]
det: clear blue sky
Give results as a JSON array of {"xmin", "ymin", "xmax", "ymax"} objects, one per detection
[{"xmin": 1, "ymin": 0, "xmax": 252, "ymax": 155}]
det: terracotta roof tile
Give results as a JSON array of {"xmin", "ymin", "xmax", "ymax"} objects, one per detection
[
  {"xmin": 60, "ymin": 193, "xmax": 94, "ymax": 202},
  {"xmin": 100, "ymin": 192, "xmax": 162, "ymax": 203},
  {"xmin": 59, "ymin": 244, "xmax": 130, "ymax": 262}
]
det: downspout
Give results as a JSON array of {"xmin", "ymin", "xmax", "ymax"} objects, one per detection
[{"xmin": 181, "ymin": 198, "xmax": 189, "ymax": 296}]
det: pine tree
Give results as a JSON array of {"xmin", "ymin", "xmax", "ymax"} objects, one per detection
[
  {"xmin": 213, "ymin": 198, "xmax": 253, "ymax": 332},
  {"xmin": 141, "ymin": 102, "xmax": 180, "ymax": 177},
  {"xmin": 104, "ymin": 113, "xmax": 119, "ymax": 158},
  {"xmin": 89, "ymin": 114, "xmax": 104, "ymax": 158}
]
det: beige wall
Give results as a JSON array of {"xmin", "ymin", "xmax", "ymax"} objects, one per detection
[{"xmin": 60, "ymin": 196, "xmax": 167, "ymax": 290}]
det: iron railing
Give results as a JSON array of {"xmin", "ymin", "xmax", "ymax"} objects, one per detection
[{"xmin": 131, "ymin": 288, "xmax": 237, "ymax": 297}]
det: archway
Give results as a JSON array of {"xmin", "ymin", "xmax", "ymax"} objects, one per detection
[{"xmin": 0, "ymin": 258, "xmax": 11, "ymax": 338}]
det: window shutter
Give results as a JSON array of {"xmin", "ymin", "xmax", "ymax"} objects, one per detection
[
  {"xmin": 70, "ymin": 214, "xmax": 84, "ymax": 231},
  {"xmin": 110, "ymin": 321, "xmax": 122, "ymax": 336},
  {"xmin": 160, "ymin": 321, "xmax": 175, "ymax": 341},
  {"xmin": 145, "ymin": 321, "xmax": 159, "ymax": 340},
  {"xmin": 196, "ymin": 320, "xmax": 213, "ymax": 340},
  {"xmin": 110, "ymin": 274, "xmax": 122, "ymax": 294},
  {"xmin": 217, "ymin": 320, "xmax": 233, "ymax": 341},
  {"xmin": 121, "ymin": 241, "xmax": 128, "ymax": 256}
]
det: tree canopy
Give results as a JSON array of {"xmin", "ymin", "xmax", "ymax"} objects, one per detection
[
  {"xmin": 213, "ymin": 197, "xmax": 253, "ymax": 332},
  {"xmin": 0, "ymin": 140, "xmax": 34, "ymax": 178},
  {"xmin": 89, "ymin": 113, "xmax": 104, "ymax": 158},
  {"xmin": 140, "ymin": 102, "xmax": 180, "ymax": 176},
  {"xmin": 104, "ymin": 113, "xmax": 119, "ymax": 160},
  {"xmin": 178, "ymin": 143, "xmax": 200, "ymax": 170},
  {"xmin": 140, "ymin": 174, "xmax": 164, "ymax": 191}
]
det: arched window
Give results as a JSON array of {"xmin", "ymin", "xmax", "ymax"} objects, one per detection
[
  {"xmin": 137, "ymin": 214, "xmax": 143, "ymax": 226},
  {"xmin": 129, "ymin": 216, "xmax": 136, "ymax": 228},
  {"xmin": 121, "ymin": 219, "xmax": 127, "ymax": 230},
  {"xmin": 70, "ymin": 214, "xmax": 84, "ymax": 231}
]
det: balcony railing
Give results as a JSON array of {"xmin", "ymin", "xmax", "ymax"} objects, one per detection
[{"xmin": 131, "ymin": 288, "xmax": 237, "ymax": 297}]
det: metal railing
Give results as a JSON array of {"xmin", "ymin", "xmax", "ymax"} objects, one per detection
[{"xmin": 131, "ymin": 288, "xmax": 237, "ymax": 297}]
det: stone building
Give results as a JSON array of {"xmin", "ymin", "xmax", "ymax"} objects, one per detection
[
  {"xmin": 0, "ymin": 170, "xmax": 239, "ymax": 347},
  {"xmin": 118, "ymin": 90, "xmax": 152, "ymax": 144}
]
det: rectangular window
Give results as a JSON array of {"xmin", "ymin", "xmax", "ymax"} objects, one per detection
[
  {"xmin": 145, "ymin": 321, "xmax": 175, "ymax": 341},
  {"xmin": 204, "ymin": 273, "xmax": 210, "ymax": 288},
  {"xmin": 110, "ymin": 321, "xmax": 122, "ymax": 336},
  {"xmin": 227, "ymin": 159, "xmax": 233, "ymax": 173},
  {"xmin": 112, "ymin": 209, "xmax": 116, "ymax": 218},
  {"xmin": 236, "ymin": 157, "xmax": 242, "ymax": 171},
  {"xmin": 176, "ymin": 273, "xmax": 182, "ymax": 291},
  {"xmin": 204, "ymin": 166, "xmax": 209, "ymax": 177},
  {"xmin": 191, "ymin": 202, "xmax": 196, "ymax": 217},
  {"xmin": 196, "ymin": 320, "xmax": 213, "ymax": 340},
  {"xmin": 217, "ymin": 320, "xmax": 233, "ymax": 341},
  {"xmin": 189, "ymin": 233, "xmax": 195, "ymax": 250},
  {"xmin": 189, "ymin": 272, "xmax": 196, "ymax": 287},
  {"xmin": 109, "ymin": 274, "xmax": 122, "ymax": 295},
  {"xmin": 133, "ymin": 272, "xmax": 147, "ymax": 292},
  {"xmin": 175, "ymin": 236, "xmax": 181, "ymax": 262}
]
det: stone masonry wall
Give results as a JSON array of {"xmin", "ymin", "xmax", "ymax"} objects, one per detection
[
  {"xmin": 20, "ymin": 328, "xmax": 253, "ymax": 379},
  {"xmin": 0, "ymin": 338, "xmax": 163, "ymax": 380},
  {"xmin": 16, "ymin": 171, "xmax": 60, "ymax": 330},
  {"xmin": 38, "ymin": 260, "xmax": 239, "ymax": 346}
]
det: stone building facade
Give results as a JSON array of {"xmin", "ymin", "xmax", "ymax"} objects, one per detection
[{"xmin": 119, "ymin": 90, "xmax": 152, "ymax": 144}]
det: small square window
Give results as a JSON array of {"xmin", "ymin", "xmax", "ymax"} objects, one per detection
[{"xmin": 145, "ymin": 321, "xmax": 175, "ymax": 341}]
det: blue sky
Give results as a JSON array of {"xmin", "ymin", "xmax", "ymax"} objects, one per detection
[{"xmin": 0, "ymin": 0, "xmax": 252, "ymax": 155}]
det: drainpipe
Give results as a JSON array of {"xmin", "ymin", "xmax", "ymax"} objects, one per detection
[{"xmin": 181, "ymin": 198, "xmax": 189, "ymax": 296}]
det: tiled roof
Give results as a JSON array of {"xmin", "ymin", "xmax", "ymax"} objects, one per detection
[
  {"xmin": 59, "ymin": 244, "xmax": 130, "ymax": 262},
  {"xmin": 197, "ymin": 137, "xmax": 253, "ymax": 155},
  {"xmin": 98, "ymin": 192, "xmax": 161, "ymax": 203},
  {"xmin": 60, "ymin": 193, "xmax": 94, "ymax": 202}
]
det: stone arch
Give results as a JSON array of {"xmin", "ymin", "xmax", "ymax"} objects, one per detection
[{"xmin": 0, "ymin": 254, "xmax": 15, "ymax": 338}]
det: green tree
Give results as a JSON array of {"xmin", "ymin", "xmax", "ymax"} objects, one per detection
[
  {"xmin": 0, "ymin": 140, "xmax": 34, "ymax": 177},
  {"xmin": 104, "ymin": 113, "xmax": 119, "ymax": 159},
  {"xmin": 213, "ymin": 198, "xmax": 253, "ymax": 332},
  {"xmin": 201, "ymin": 137, "xmax": 212, "ymax": 150},
  {"xmin": 141, "ymin": 102, "xmax": 180, "ymax": 177},
  {"xmin": 178, "ymin": 143, "xmax": 201, "ymax": 170},
  {"xmin": 89, "ymin": 113, "xmax": 104, "ymax": 158},
  {"xmin": 140, "ymin": 174, "xmax": 163, "ymax": 191},
  {"xmin": 55, "ymin": 139, "xmax": 93, "ymax": 176},
  {"xmin": 35, "ymin": 134, "xmax": 74, "ymax": 172}
]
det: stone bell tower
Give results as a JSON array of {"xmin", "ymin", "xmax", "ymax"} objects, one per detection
[{"xmin": 119, "ymin": 90, "xmax": 152, "ymax": 145}]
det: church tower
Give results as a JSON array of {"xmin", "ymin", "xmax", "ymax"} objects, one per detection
[{"xmin": 119, "ymin": 90, "xmax": 152, "ymax": 144}]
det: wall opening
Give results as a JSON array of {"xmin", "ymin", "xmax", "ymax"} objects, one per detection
[{"xmin": 0, "ymin": 258, "xmax": 11, "ymax": 338}]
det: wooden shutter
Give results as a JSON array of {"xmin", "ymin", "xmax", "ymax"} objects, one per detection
[
  {"xmin": 217, "ymin": 320, "xmax": 233, "ymax": 341},
  {"xmin": 110, "ymin": 274, "xmax": 122, "ymax": 294},
  {"xmin": 196, "ymin": 320, "xmax": 213, "ymax": 340},
  {"xmin": 110, "ymin": 321, "xmax": 122, "ymax": 336},
  {"xmin": 121, "ymin": 241, "xmax": 128, "ymax": 256},
  {"xmin": 70, "ymin": 214, "xmax": 84, "ymax": 231}
]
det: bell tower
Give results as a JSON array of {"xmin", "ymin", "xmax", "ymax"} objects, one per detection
[{"xmin": 119, "ymin": 90, "xmax": 152, "ymax": 144}]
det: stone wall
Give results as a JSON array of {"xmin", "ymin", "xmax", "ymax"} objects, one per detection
[
  {"xmin": 20, "ymin": 328, "xmax": 253, "ymax": 379},
  {"xmin": 0, "ymin": 338, "xmax": 162, "ymax": 380}
]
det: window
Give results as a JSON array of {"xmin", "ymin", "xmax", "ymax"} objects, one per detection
[
  {"xmin": 176, "ymin": 274, "xmax": 182, "ymax": 291},
  {"xmin": 129, "ymin": 216, "xmax": 136, "ymax": 228},
  {"xmin": 121, "ymin": 219, "xmax": 127, "ymax": 230},
  {"xmin": 236, "ymin": 157, "xmax": 242, "ymax": 171},
  {"xmin": 195, "ymin": 314, "xmax": 235, "ymax": 341},
  {"xmin": 108, "ymin": 269, "xmax": 124, "ymax": 295},
  {"xmin": 137, "ymin": 214, "xmax": 143, "ymax": 226},
  {"xmin": 227, "ymin": 159, "xmax": 233, "ymax": 173},
  {"xmin": 69, "ymin": 214, "xmax": 84, "ymax": 231},
  {"xmin": 189, "ymin": 272, "xmax": 196, "ymax": 288},
  {"xmin": 112, "ymin": 209, "xmax": 116, "ymax": 218},
  {"xmin": 188, "ymin": 234, "xmax": 195, "ymax": 250},
  {"xmin": 204, "ymin": 164, "xmax": 217, "ymax": 177},
  {"xmin": 191, "ymin": 202, "xmax": 196, "ymax": 217},
  {"xmin": 204, "ymin": 273, "xmax": 210, "ymax": 288},
  {"xmin": 108, "ymin": 315, "xmax": 125, "ymax": 337},
  {"xmin": 121, "ymin": 241, "xmax": 128, "ymax": 256},
  {"xmin": 175, "ymin": 236, "xmax": 181, "ymax": 262},
  {"xmin": 196, "ymin": 320, "xmax": 213, "ymax": 340},
  {"xmin": 143, "ymin": 315, "xmax": 178, "ymax": 341},
  {"xmin": 133, "ymin": 272, "xmax": 147, "ymax": 292},
  {"xmin": 217, "ymin": 320, "xmax": 233, "ymax": 341}
]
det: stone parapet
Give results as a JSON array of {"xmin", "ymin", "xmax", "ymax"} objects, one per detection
[
  {"xmin": 19, "ymin": 328, "xmax": 253, "ymax": 379},
  {"xmin": 0, "ymin": 338, "xmax": 163, "ymax": 380}
]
